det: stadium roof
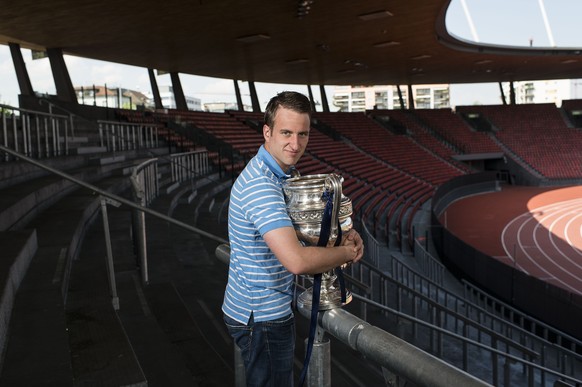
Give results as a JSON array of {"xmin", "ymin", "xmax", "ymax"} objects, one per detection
[{"xmin": 1, "ymin": 0, "xmax": 582, "ymax": 86}]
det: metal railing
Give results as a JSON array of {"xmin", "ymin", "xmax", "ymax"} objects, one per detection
[
  {"xmin": 351, "ymin": 224, "xmax": 582, "ymax": 386},
  {"xmin": 170, "ymin": 150, "xmax": 210, "ymax": 183},
  {"xmin": 0, "ymin": 143, "xmax": 227, "ymax": 266},
  {"xmin": 131, "ymin": 158, "xmax": 160, "ymax": 207},
  {"xmin": 463, "ymin": 280, "xmax": 582, "ymax": 358},
  {"xmin": 1, "ymin": 104, "xmax": 74, "ymax": 161},
  {"xmin": 129, "ymin": 150, "xmax": 210, "ymax": 283},
  {"xmin": 347, "ymin": 293, "xmax": 581, "ymax": 387},
  {"xmin": 97, "ymin": 120, "xmax": 160, "ymax": 151},
  {"xmin": 214, "ymin": 244, "xmax": 493, "ymax": 387}
]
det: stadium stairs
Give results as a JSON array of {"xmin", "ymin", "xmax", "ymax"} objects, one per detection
[{"xmin": 0, "ymin": 111, "xmax": 170, "ymax": 385}]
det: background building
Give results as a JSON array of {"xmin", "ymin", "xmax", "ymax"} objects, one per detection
[
  {"xmin": 75, "ymin": 86, "xmax": 151, "ymax": 110},
  {"xmin": 155, "ymin": 85, "xmax": 202, "ymax": 111},
  {"xmin": 504, "ymin": 79, "xmax": 582, "ymax": 106},
  {"xmin": 332, "ymin": 84, "xmax": 451, "ymax": 111}
]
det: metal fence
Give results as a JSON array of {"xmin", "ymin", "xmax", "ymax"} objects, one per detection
[
  {"xmin": 1, "ymin": 104, "xmax": 74, "ymax": 161},
  {"xmin": 170, "ymin": 150, "xmax": 210, "ymax": 184},
  {"xmin": 346, "ymin": 224, "xmax": 582, "ymax": 386},
  {"xmin": 97, "ymin": 120, "xmax": 160, "ymax": 151},
  {"xmin": 129, "ymin": 150, "xmax": 210, "ymax": 283}
]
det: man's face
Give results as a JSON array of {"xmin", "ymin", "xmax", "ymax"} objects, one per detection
[{"xmin": 263, "ymin": 106, "xmax": 310, "ymax": 172}]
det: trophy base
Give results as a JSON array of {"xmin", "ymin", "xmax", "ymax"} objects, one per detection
[{"xmin": 297, "ymin": 286, "xmax": 352, "ymax": 310}]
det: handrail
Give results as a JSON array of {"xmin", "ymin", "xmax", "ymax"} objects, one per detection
[
  {"xmin": 0, "ymin": 144, "xmax": 228, "ymax": 245},
  {"xmin": 350, "ymin": 228, "xmax": 582, "ymax": 382},
  {"xmin": 170, "ymin": 150, "xmax": 210, "ymax": 184},
  {"xmin": 0, "ymin": 103, "xmax": 70, "ymax": 120},
  {"xmin": 298, "ymin": 303, "xmax": 493, "ymax": 387},
  {"xmin": 346, "ymin": 294, "xmax": 582, "ymax": 387},
  {"xmin": 131, "ymin": 158, "xmax": 159, "ymax": 206},
  {"xmin": 349, "ymin": 258, "xmax": 539, "ymax": 358},
  {"xmin": 217, "ymin": 243, "xmax": 581, "ymax": 386},
  {"xmin": 97, "ymin": 120, "xmax": 160, "ymax": 151},
  {"xmin": 214, "ymin": 243, "xmax": 492, "ymax": 387},
  {"xmin": 1, "ymin": 104, "xmax": 73, "ymax": 160},
  {"xmin": 462, "ymin": 279, "xmax": 582, "ymax": 353},
  {"xmin": 410, "ymin": 229, "xmax": 582, "ymax": 358}
]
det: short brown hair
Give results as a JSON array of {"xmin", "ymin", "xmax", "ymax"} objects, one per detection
[{"xmin": 264, "ymin": 91, "xmax": 312, "ymax": 128}]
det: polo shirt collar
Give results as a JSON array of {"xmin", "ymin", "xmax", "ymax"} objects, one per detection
[{"xmin": 257, "ymin": 145, "xmax": 292, "ymax": 179}]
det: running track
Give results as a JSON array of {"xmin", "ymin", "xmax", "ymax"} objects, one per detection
[{"xmin": 440, "ymin": 185, "xmax": 582, "ymax": 296}]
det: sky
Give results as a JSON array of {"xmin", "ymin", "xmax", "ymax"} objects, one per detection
[{"xmin": 1, "ymin": 0, "xmax": 581, "ymax": 110}]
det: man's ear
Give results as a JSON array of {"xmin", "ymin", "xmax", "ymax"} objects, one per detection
[{"xmin": 263, "ymin": 124, "xmax": 271, "ymax": 140}]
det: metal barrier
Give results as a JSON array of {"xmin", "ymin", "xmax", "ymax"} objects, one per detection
[
  {"xmin": 97, "ymin": 120, "xmax": 160, "ymax": 151},
  {"xmin": 170, "ymin": 150, "xmax": 210, "ymax": 184},
  {"xmin": 353, "ymin": 224, "xmax": 582, "ymax": 386},
  {"xmin": 129, "ymin": 150, "xmax": 210, "ymax": 283},
  {"xmin": 130, "ymin": 158, "xmax": 160, "ymax": 284},
  {"xmin": 214, "ymin": 243, "xmax": 493, "ymax": 387},
  {"xmin": 131, "ymin": 158, "xmax": 160, "ymax": 207},
  {"xmin": 0, "ymin": 144, "xmax": 227, "ymax": 291},
  {"xmin": 1, "ymin": 104, "xmax": 73, "ymax": 161}
]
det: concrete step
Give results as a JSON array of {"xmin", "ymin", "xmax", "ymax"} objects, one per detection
[
  {"xmin": 88, "ymin": 154, "xmax": 126, "ymax": 166},
  {"xmin": 0, "ymin": 230, "xmax": 38, "ymax": 357},
  {"xmin": 0, "ymin": 160, "xmax": 137, "ymax": 232},
  {"xmin": 71, "ymin": 146, "xmax": 108, "ymax": 155},
  {"xmin": 58, "ymin": 136, "xmax": 90, "ymax": 144}
]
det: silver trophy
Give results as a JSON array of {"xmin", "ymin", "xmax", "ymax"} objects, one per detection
[{"xmin": 283, "ymin": 173, "xmax": 353, "ymax": 310}]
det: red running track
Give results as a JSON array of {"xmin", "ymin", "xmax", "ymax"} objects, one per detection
[{"xmin": 440, "ymin": 185, "xmax": 582, "ymax": 296}]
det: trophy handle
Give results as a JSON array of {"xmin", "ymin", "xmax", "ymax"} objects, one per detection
[{"xmin": 325, "ymin": 173, "xmax": 343, "ymax": 241}]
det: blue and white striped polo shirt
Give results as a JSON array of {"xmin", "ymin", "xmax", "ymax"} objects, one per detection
[{"xmin": 222, "ymin": 145, "xmax": 295, "ymax": 324}]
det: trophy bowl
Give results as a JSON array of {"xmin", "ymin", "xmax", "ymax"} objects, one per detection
[{"xmin": 283, "ymin": 173, "xmax": 353, "ymax": 309}]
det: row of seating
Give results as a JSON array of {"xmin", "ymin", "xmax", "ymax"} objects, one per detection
[
  {"xmin": 114, "ymin": 100, "xmax": 582, "ymax": 247},
  {"xmin": 411, "ymin": 108, "xmax": 502, "ymax": 154},
  {"xmin": 314, "ymin": 112, "xmax": 465, "ymax": 186},
  {"xmin": 456, "ymin": 104, "xmax": 582, "ymax": 179}
]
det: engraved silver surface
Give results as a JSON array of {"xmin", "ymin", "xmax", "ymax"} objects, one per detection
[{"xmin": 283, "ymin": 173, "xmax": 353, "ymax": 309}]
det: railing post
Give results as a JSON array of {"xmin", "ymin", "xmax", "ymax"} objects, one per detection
[
  {"xmin": 100, "ymin": 196, "xmax": 120, "ymax": 310},
  {"xmin": 2, "ymin": 111, "xmax": 8, "ymax": 161},
  {"xmin": 99, "ymin": 122, "xmax": 104, "ymax": 147},
  {"xmin": 22, "ymin": 113, "xmax": 29, "ymax": 156},
  {"xmin": 69, "ymin": 113, "xmax": 75, "ymax": 137},
  {"xmin": 12, "ymin": 113, "xmax": 18, "ymax": 155},
  {"xmin": 43, "ymin": 117, "xmax": 49, "ymax": 158},
  {"xmin": 35, "ymin": 115, "xmax": 41, "ymax": 158},
  {"xmin": 306, "ymin": 325, "xmax": 331, "ymax": 387},
  {"xmin": 64, "ymin": 117, "xmax": 69, "ymax": 156},
  {"xmin": 130, "ymin": 173, "xmax": 149, "ymax": 285}
]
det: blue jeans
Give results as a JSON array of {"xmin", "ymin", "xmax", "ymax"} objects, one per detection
[{"xmin": 224, "ymin": 313, "xmax": 295, "ymax": 387}]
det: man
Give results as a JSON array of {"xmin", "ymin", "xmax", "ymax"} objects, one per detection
[{"xmin": 222, "ymin": 91, "xmax": 364, "ymax": 386}]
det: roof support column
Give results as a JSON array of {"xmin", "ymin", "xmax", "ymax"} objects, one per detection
[
  {"xmin": 233, "ymin": 80, "xmax": 244, "ymax": 111},
  {"xmin": 396, "ymin": 85, "xmax": 405, "ymax": 109},
  {"xmin": 47, "ymin": 47, "xmax": 77, "ymax": 104},
  {"xmin": 249, "ymin": 81, "xmax": 261, "ymax": 113},
  {"xmin": 407, "ymin": 84, "xmax": 415, "ymax": 110},
  {"xmin": 8, "ymin": 43, "xmax": 34, "ymax": 97},
  {"xmin": 170, "ymin": 72, "xmax": 188, "ymax": 110},
  {"xmin": 319, "ymin": 85, "xmax": 330, "ymax": 113},
  {"xmin": 509, "ymin": 81, "xmax": 516, "ymax": 105},
  {"xmin": 148, "ymin": 68, "xmax": 163, "ymax": 110},
  {"xmin": 498, "ymin": 82, "xmax": 507, "ymax": 105},
  {"xmin": 307, "ymin": 85, "xmax": 316, "ymax": 112}
]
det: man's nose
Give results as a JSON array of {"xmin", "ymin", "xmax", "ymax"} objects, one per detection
[{"xmin": 289, "ymin": 135, "xmax": 300, "ymax": 149}]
